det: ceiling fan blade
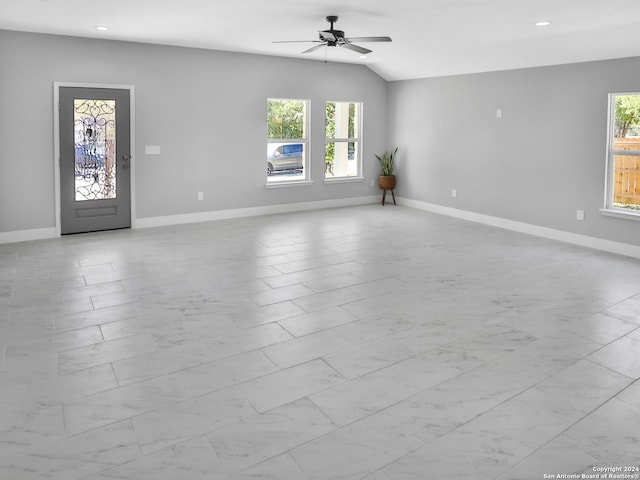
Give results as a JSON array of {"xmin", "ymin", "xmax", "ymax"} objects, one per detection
[
  {"xmin": 302, "ymin": 43, "xmax": 327, "ymax": 54},
  {"xmin": 340, "ymin": 43, "xmax": 372, "ymax": 55},
  {"xmin": 273, "ymin": 40, "xmax": 322, "ymax": 44},
  {"xmin": 346, "ymin": 36, "xmax": 392, "ymax": 43}
]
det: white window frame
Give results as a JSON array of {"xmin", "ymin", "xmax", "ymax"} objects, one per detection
[
  {"xmin": 324, "ymin": 101, "xmax": 364, "ymax": 183},
  {"xmin": 602, "ymin": 92, "xmax": 640, "ymax": 220},
  {"xmin": 266, "ymin": 98, "xmax": 312, "ymax": 188}
]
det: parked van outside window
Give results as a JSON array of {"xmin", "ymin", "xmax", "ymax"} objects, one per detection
[{"xmin": 267, "ymin": 142, "xmax": 304, "ymax": 175}]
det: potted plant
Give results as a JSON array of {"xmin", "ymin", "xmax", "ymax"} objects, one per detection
[{"xmin": 376, "ymin": 147, "xmax": 398, "ymax": 205}]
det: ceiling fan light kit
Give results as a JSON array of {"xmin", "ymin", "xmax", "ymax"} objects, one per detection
[{"xmin": 274, "ymin": 15, "xmax": 392, "ymax": 56}]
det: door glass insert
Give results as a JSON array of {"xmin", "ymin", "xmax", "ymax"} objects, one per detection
[{"xmin": 74, "ymin": 99, "xmax": 116, "ymax": 201}]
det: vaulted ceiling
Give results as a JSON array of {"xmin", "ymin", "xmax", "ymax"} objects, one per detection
[{"xmin": 2, "ymin": 0, "xmax": 640, "ymax": 81}]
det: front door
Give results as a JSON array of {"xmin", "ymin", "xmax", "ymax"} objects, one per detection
[{"xmin": 59, "ymin": 87, "xmax": 131, "ymax": 234}]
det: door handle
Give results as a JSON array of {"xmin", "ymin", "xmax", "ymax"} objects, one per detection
[{"xmin": 122, "ymin": 154, "xmax": 130, "ymax": 170}]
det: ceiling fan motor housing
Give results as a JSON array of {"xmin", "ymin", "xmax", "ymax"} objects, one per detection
[{"xmin": 320, "ymin": 15, "xmax": 345, "ymax": 43}]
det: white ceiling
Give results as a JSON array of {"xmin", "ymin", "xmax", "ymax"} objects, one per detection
[{"xmin": 2, "ymin": 0, "xmax": 640, "ymax": 81}]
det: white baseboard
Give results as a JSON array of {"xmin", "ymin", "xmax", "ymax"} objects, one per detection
[
  {"xmin": 0, "ymin": 227, "xmax": 57, "ymax": 245},
  {"xmin": 398, "ymin": 197, "xmax": 640, "ymax": 259},
  {"xmin": 0, "ymin": 197, "xmax": 378, "ymax": 244},
  {"xmin": 5, "ymin": 197, "xmax": 638, "ymax": 259},
  {"xmin": 135, "ymin": 195, "xmax": 380, "ymax": 229}
]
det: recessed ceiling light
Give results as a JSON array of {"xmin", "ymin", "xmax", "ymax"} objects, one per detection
[
  {"xmin": 535, "ymin": 21, "xmax": 551, "ymax": 27},
  {"xmin": 95, "ymin": 26, "xmax": 110, "ymax": 31},
  {"xmin": 359, "ymin": 55, "xmax": 368, "ymax": 59}
]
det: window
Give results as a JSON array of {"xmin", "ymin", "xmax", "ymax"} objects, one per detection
[
  {"xmin": 267, "ymin": 98, "xmax": 309, "ymax": 184},
  {"xmin": 325, "ymin": 101, "xmax": 362, "ymax": 179},
  {"xmin": 604, "ymin": 93, "xmax": 640, "ymax": 214}
]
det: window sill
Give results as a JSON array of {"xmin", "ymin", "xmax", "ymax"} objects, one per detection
[
  {"xmin": 265, "ymin": 180, "xmax": 313, "ymax": 189},
  {"xmin": 600, "ymin": 208, "xmax": 640, "ymax": 221},
  {"xmin": 324, "ymin": 176, "xmax": 366, "ymax": 185}
]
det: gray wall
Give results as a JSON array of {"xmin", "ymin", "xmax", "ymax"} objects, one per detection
[
  {"xmin": 3, "ymin": 28, "xmax": 640, "ymax": 248},
  {"xmin": 0, "ymin": 30, "xmax": 388, "ymax": 233},
  {"xmin": 388, "ymin": 58, "xmax": 640, "ymax": 246}
]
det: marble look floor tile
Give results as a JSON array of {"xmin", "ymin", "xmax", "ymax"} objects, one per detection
[
  {"xmin": 53, "ymin": 304, "xmax": 139, "ymax": 333},
  {"xmin": 62, "ymin": 384, "xmax": 170, "ymax": 436},
  {"xmin": 88, "ymin": 436, "xmax": 227, "ymax": 480},
  {"xmin": 345, "ymin": 277, "xmax": 406, "ymax": 301},
  {"xmin": 57, "ymin": 334, "xmax": 159, "ymax": 374},
  {"xmin": 0, "ymin": 350, "xmax": 61, "ymax": 388},
  {"xmin": 602, "ymin": 295, "xmax": 640, "ymax": 325},
  {"xmin": 97, "ymin": 310, "xmax": 192, "ymax": 342},
  {"xmin": 386, "ymin": 378, "xmax": 504, "ymax": 443},
  {"xmin": 261, "ymin": 329, "xmax": 353, "ymax": 369},
  {"xmin": 563, "ymin": 312, "xmax": 640, "ymax": 345},
  {"xmin": 0, "ymin": 404, "xmax": 66, "ymax": 456},
  {"xmin": 310, "ymin": 261, "xmax": 368, "ymax": 278},
  {"xmin": 339, "ymin": 294, "xmax": 424, "ymax": 327},
  {"xmin": 383, "ymin": 423, "xmax": 535, "ymax": 480},
  {"xmin": 302, "ymin": 272, "xmax": 365, "ymax": 294},
  {"xmin": 260, "ymin": 269, "xmax": 323, "ymax": 289},
  {"xmin": 205, "ymin": 322, "xmax": 292, "ymax": 360},
  {"xmin": 310, "ymin": 364, "xmax": 424, "ymax": 426},
  {"xmin": 131, "ymin": 386, "xmax": 256, "ymax": 454},
  {"xmin": 228, "ymin": 453, "xmax": 310, "ymax": 480},
  {"xmin": 3, "ymin": 206, "xmax": 640, "ymax": 479},
  {"xmin": 292, "ymin": 287, "xmax": 363, "ymax": 313},
  {"xmin": 321, "ymin": 324, "xmax": 457, "ymax": 381},
  {"xmin": 332, "ymin": 312, "xmax": 415, "ymax": 345},
  {"xmin": 587, "ymin": 335, "xmax": 640, "ymax": 378},
  {"xmin": 240, "ymin": 359, "xmax": 344, "ymax": 413},
  {"xmin": 495, "ymin": 437, "xmax": 601, "ymax": 480},
  {"xmin": 455, "ymin": 351, "xmax": 560, "ymax": 400},
  {"xmin": 0, "ymin": 363, "xmax": 118, "ymax": 414},
  {"xmin": 273, "ymin": 258, "xmax": 333, "ymax": 275},
  {"xmin": 182, "ymin": 349, "xmax": 279, "ymax": 394},
  {"xmin": 228, "ymin": 300, "xmax": 306, "ymax": 329},
  {"xmin": 111, "ymin": 343, "xmax": 215, "ymax": 385},
  {"xmin": 514, "ymin": 331, "xmax": 603, "ymax": 371},
  {"xmin": 291, "ymin": 411, "xmax": 423, "ymax": 480},
  {"xmin": 360, "ymin": 471, "xmax": 391, "ymax": 480},
  {"xmin": 83, "ymin": 268, "xmax": 149, "ymax": 287},
  {"xmin": 616, "ymin": 378, "xmax": 640, "ymax": 410},
  {"xmin": 276, "ymin": 306, "xmax": 359, "ymax": 337},
  {"xmin": 0, "ymin": 420, "xmax": 141, "ymax": 480},
  {"xmin": 560, "ymin": 398, "xmax": 640, "ymax": 467},
  {"xmin": 207, "ymin": 398, "xmax": 335, "ymax": 474},
  {"xmin": 322, "ymin": 336, "xmax": 419, "ymax": 380},
  {"xmin": 5, "ymin": 325, "xmax": 104, "ymax": 356},
  {"xmin": 65, "ymin": 350, "xmax": 277, "ymax": 435},
  {"xmin": 50, "ymin": 281, "xmax": 124, "ymax": 305},
  {"xmin": 249, "ymin": 283, "xmax": 314, "ymax": 307}
]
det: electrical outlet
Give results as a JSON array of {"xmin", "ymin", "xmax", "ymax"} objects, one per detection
[
  {"xmin": 452, "ymin": 189, "xmax": 457, "ymax": 198},
  {"xmin": 576, "ymin": 209, "xmax": 585, "ymax": 221},
  {"xmin": 197, "ymin": 192, "xmax": 204, "ymax": 201}
]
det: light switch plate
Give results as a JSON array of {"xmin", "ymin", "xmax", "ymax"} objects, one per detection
[{"xmin": 145, "ymin": 145, "xmax": 161, "ymax": 155}]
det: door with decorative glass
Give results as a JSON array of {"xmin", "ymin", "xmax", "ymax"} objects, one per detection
[{"xmin": 59, "ymin": 87, "xmax": 131, "ymax": 234}]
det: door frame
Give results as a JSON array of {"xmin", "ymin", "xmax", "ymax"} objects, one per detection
[{"xmin": 53, "ymin": 82, "xmax": 136, "ymax": 236}]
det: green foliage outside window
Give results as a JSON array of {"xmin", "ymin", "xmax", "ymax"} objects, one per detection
[
  {"xmin": 615, "ymin": 95, "xmax": 640, "ymax": 138},
  {"xmin": 267, "ymin": 99, "xmax": 305, "ymax": 139}
]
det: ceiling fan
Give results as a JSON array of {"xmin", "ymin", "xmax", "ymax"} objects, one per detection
[{"xmin": 273, "ymin": 15, "xmax": 392, "ymax": 55}]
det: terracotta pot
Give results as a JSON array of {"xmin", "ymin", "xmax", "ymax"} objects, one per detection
[{"xmin": 378, "ymin": 175, "xmax": 396, "ymax": 190}]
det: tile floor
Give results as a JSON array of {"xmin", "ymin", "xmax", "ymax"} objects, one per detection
[{"xmin": 1, "ymin": 205, "xmax": 639, "ymax": 479}]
